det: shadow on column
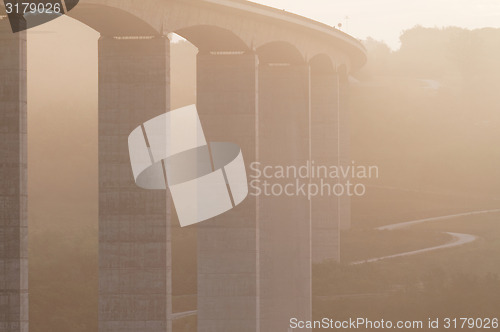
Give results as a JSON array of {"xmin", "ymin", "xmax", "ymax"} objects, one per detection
[
  {"xmin": 337, "ymin": 65, "xmax": 351, "ymax": 231},
  {"xmin": 98, "ymin": 36, "xmax": 172, "ymax": 332},
  {"xmin": 196, "ymin": 49, "xmax": 259, "ymax": 332},
  {"xmin": 310, "ymin": 54, "xmax": 340, "ymax": 263},
  {"xmin": 0, "ymin": 18, "xmax": 28, "ymax": 332},
  {"xmin": 257, "ymin": 41, "xmax": 312, "ymax": 332}
]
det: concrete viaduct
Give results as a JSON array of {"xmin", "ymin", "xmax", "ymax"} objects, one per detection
[{"xmin": 0, "ymin": 0, "xmax": 366, "ymax": 331}]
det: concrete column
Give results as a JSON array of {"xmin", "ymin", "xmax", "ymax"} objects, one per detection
[
  {"xmin": 310, "ymin": 69, "xmax": 340, "ymax": 263},
  {"xmin": 196, "ymin": 51, "xmax": 259, "ymax": 332},
  {"xmin": 0, "ymin": 19, "xmax": 28, "ymax": 332},
  {"xmin": 258, "ymin": 62, "xmax": 311, "ymax": 332},
  {"xmin": 338, "ymin": 70, "xmax": 351, "ymax": 231},
  {"xmin": 98, "ymin": 36, "xmax": 172, "ymax": 332}
]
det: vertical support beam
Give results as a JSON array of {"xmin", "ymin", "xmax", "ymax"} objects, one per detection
[
  {"xmin": 310, "ymin": 69, "xmax": 340, "ymax": 262},
  {"xmin": 338, "ymin": 69, "xmax": 351, "ymax": 230},
  {"xmin": 258, "ymin": 62, "xmax": 311, "ymax": 331},
  {"xmin": 98, "ymin": 36, "xmax": 172, "ymax": 332},
  {"xmin": 196, "ymin": 51, "xmax": 259, "ymax": 332},
  {"xmin": 0, "ymin": 19, "xmax": 28, "ymax": 332}
]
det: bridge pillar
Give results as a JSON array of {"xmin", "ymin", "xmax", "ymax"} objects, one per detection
[
  {"xmin": 196, "ymin": 51, "xmax": 259, "ymax": 332},
  {"xmin": 310, "ymin": 69, "xmax": 340, "ymax": 263},
  {"xmin": 258, "ymin": 62, "xmax": 312, "ymax": 331},
  {"xmin": 338, "ymin": 69, "xmax": 351, "ymax": 230},
  {"xmin": 0, "ymin": 20, "xmax": 28, "ymax": 332},
  {"xmin": 98, "ymin": 36, "xmax": 172, "ymax": 332},
  {"xmin": 197, "ymin": 52, "xmax": 313, "ymax": 331}
]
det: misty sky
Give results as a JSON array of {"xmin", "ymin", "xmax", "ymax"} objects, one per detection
[
  {"xmin": 27, "ymin": 1, "xmax": 500, "ymax": 50},
  {"xmin": 251, "ymin": 0, "xmax": 500, "ymax": 49}
]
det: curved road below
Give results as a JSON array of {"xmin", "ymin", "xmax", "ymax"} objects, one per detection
[{"xmin": 351, "ymin": 209, "xmax": 500, "ymax": 265}]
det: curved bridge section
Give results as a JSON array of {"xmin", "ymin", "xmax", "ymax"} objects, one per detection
[
  {"xmin": 69, "ymin": 0, "xmax": 365, "ymax": 69},
  {"xmin": 0, "ymin": 1, "xmax": 366, "ymax": 332}
]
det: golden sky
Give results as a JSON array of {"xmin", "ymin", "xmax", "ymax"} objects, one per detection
[
  {"xmin": 251, "ymin": 0, "xmax": 500, "ymax": 49},
  {"xmin": 27, "ymin": 0, "xmax": 500, "ymax": 50}
]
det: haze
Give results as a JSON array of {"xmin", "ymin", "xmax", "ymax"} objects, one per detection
[
  {"xmin": 23, "ymin": 1, "xmax": 500, "ymax": 331},
  {"xmin": 251, "ymin": 0, "xmax": 500, "ymax": 49}
]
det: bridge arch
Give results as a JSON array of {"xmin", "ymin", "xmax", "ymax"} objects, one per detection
[
  {"xmin": 175, "ymin": 25, "xmax": 250, "ymax": 52},
  {"xmin": 68, "ymin": 3, "xmax": 160, "ymax": 36},
  {"xmin": 310, "ymin": 53, "xmax": 336, "ymax": 73},
  {"xmin": 257, "ymin": 40, "xmax": 304, "ymax": 64}
]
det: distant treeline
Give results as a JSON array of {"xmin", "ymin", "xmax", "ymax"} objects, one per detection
[
  {"xmin": 360, "ymin": 26, "xmax": 500, "ymax": 81},
  {"xmin": 352, "ymin": 26, "xmax": 500, "ymax": 197}
]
